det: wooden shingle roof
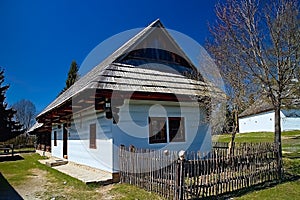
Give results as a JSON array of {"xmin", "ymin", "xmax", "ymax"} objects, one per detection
[
  {"xmin": 27, "ymin": 122, "xmax": 43, "ymax": 133},
  {"xmin": 37, "ymin": 19, "xmax": 224, "ymax": 119},
  {"xmin": 239, "ymin": 99, "xmax": 274, "ymax": 118}
]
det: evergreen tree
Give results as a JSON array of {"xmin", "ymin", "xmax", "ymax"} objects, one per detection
[
  {"xmin": 0, "ymin": 68, "xmax": 24, "ymax": 142},
  {"xmin": 66, "ymin": 61, "xmax": 79, "ymax": 88},
  {"xmin": 59, "ymin": 60, "xmax": 80, "ymax": 95}
]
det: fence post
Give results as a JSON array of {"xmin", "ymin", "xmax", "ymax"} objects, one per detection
[
  {"xmin": 11, "ymin": 144, "xmax": 14, "ymax": 157},
  {"xmin": 176, "ymin": 159, "xmax": 184, "ymax": 200},
  {"xmin": 176, "ymin": 150, "xmax": 185, "ymax": 200}
]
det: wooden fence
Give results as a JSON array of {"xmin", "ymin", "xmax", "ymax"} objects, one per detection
[{"xmin": 119, "ymin": 143, "xmax": 279, "ymax": 199}]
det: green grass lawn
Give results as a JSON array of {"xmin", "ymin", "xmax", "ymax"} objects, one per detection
[
  {"xmin": 213, "ymin": 130, "xmax": 300, "ymax": 199},
  {"xmin": 213, "ymin": 131, "xmax": 274, "ymax": 143},
  {"xmin": 0, "ymin": 131, "xmax": 299, "ymax": 199},
  {"xmin": 110, "ymin": 183, "xmax": 164, "ymax": 200},
  {"xmin": 0, "ymin": 153, "xmax": 162, "ymax": 199},
  {"xmin": 0, "ymin": 154, "xmax": 102, "ymax": 199}
]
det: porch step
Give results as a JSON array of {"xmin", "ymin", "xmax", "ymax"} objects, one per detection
[
  {"xmin": 38, "ymin": 158, "xmax": 116, "ymax": 184},
  {"xmin": 52, "ymin": 161, "xmax": 114, "ymax": 184},
  {"xmin": 45, "ymin": 159, "xmax": 68, "ymax": 167}
]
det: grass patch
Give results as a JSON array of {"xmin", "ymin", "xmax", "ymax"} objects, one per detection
[
  {"xmin": 110, "ymin": 183, "xmax": 164, "ymax": 200},
  {"xmin": 282, "ymin": 130, "xmax": 300, "ymax": 137},
  {"xmin": 1, "ymin": 131, "xmax": 299, "ymax": 199},
  {"xmin": 13, "ymin": 147, "xmax": 36, "ymax": 153},
  {"xmin": 283, "ymin": 158, "xmax": 300, "ymax": 175},
  {"xmin": 213, "ymin": 132, "xmax": 274, "ymax": 143},
  {"xmin": 0, "ymin": 154, "xmax": 39, "ymax": 186},
  {"xmin": 214, "ymin": 130, "xmax": 300, "ymax": 199},
  {"xmin": 0, "ymin": 154, "xmax": 101, "ymax": 199},
  {"xmin": 0, "ymin": 153, "xmax": 165, "ymax": 199},
  {"xmin": 214, "ymin": 130, "xmax": 300, "ymax": 143},
  {"xmin": 236, "ymin": 179, "xmax": 300, "ymax": 200}
]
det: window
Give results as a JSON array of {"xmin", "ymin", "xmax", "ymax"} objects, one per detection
[
  {"xmin": 149, "ymin": 117, "xmax": 167, "ymax": 144},
  {"xmin": 54, "ymin": 131, "xmax": 57, "ymax": 146},
  {"xmin": 119, "ymin": 48, "xmax": 204, "ymax": 80},
  {"xmin": 90, "ymin": 124, "xmax": 96, "ymax": 149},
  {"xmin": 149, "ymin": 117, "xmax": 186, "ymax": 144},
  {"xmin": 169, "ymin": 117, "xmax": 185, "ymax": 142}
]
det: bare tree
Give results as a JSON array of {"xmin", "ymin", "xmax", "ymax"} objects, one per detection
[
  {"xmin": 12, "ymin": 99, "xmax": 36, "ymax": 131},
  {"xmin": 207, "ymin": 0, "xmax": 300, "ymax": 178}
]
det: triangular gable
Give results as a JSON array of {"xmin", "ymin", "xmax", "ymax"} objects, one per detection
[
  {"xmin": 37, "ymin": 19, "xmax": 206, "ymax": 119},
  {"xmin": 114, "ymin": 20, "xmax": 200, "ymax": 77}
]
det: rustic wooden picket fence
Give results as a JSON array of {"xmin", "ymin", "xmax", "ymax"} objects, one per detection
[{"xmin": 119, "ymin": 142, "xmax": 279, "ymax": 199}]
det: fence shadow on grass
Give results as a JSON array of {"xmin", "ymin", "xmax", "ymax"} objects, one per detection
[
  {"xmin": 0, "ymin": 155, "xmax": 24, "ymax": 162},
  {"xmin": 0, "ymin": 172, "xmax": 23, "ymax": 200},
  {"xmin": 206, "ymin": 173, "xmax": 300, "ymax": 200}
]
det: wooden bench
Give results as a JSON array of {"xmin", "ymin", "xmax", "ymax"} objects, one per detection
[{"xmin": 0, "ymin": 145, "xmax": 14, "ymax": 156}]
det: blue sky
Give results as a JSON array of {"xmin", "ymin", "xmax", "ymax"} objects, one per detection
[{"xmin": 0, "ymin": 0, "xmax": 218, "ymax": 113}]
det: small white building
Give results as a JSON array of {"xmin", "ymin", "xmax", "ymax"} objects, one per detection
[
  {"xmin": 239, "ymin": 99, "xmax": 300, "ymax": 133},
  {"xmin": 36, "ymin": 19, "xmax": 223, "ymax": 179}
]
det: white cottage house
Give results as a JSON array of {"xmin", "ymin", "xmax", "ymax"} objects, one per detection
[
  {"xmin": 36, "ymin": 19, "xmax": 223, "ymax": 180},
  {"xmin": 239, "ymin": 99, "xmax": 300, "ymax": 133}
]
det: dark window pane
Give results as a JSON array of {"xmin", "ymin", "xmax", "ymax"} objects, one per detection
[
  {"xmin": 169, "ymin": 117, "xmax": 185, "ymax": 142},
  {"xmin": 149, "ymin": 117, "xmax": 167, "ymax": 144}
]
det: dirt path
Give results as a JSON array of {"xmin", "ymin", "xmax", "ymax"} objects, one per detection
[
  {"xmin": 97, "ymin": 184, "xmax": 116, "ymax": 200},
  {"xmin": 14, "ymin": 168, "xmax": 48, "ymax": 200},
  {"xmin": 14, "ymin": 168, "xmax": 115, "ymax": 200}
]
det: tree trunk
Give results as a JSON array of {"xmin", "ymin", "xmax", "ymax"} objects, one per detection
[
  {"xmin": 274, "ymin": 105, "xmax": 283, "ymax": 179},
  {"xmin": 230, "ymin": 109, "xmax": 238, "ymax": 155}
]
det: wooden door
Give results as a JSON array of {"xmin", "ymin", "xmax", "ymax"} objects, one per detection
[{"xmin": 63, "ymin": 124, "xmax": 68, "ymax": 158}]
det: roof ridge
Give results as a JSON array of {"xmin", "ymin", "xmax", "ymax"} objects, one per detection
[
  {"xmin": 239, "ymin": 98, "xmax": 273, "ymax": 118},
  {"xmin": 37, "ymin": 19, "xmax": 216, "ymax": 119},
  {"xmin": 37, "ymin": 19, "xmax": 165, "ymax": 118}
]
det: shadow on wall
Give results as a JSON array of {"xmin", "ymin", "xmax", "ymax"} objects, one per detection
[{"xmin": 0, "ymin": 172, "xmax": 23, "ymax": 200}]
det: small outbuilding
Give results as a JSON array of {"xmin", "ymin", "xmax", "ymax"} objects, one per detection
[
  {"xmin": 27, "ymin": 122, "xmax": 51, "ymax": 152},
  {"xmin": 36, "ymin": 19, "xmax": 223, "ymax": 178},
  {"xmin": 239, "ymin": 99, "xmax": 300, "ymax": 133}
]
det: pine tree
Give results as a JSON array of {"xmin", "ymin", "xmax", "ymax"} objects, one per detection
[
  {"xmin": 66, "ymin": 61, "xmax": 79, "ymax": 88},
  {"xmin": 0, "ymin": 68, "xmax": 24, "ymax": 142},
  {"xmin": 58, "ymin": 60, "xmax": 80, "ymax": 95}
]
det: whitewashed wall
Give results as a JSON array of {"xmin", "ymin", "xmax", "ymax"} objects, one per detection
[
  {"xmin": 112, "ymin": 100, "xmax": 212, "ymax": 172},
  {"xmin": 69, "ymin": 110, "xmax": 113, "ymax": 172},
  {"xmin": 282, "ymin": 117, "xmax": 300, "ymax": 131},
  {"xmin": 51, "ymin": 109, "xmax": 114, "ymax": 172},
  {"xmin": 239, "ymin": 111, "xmax": 277, "ymax": 133},
  {"xmin": 51, "ymin": 99, "xmax": 212, "ymax": 173},
  {"xmin": 50, "ymin": 99, "xmax": 299, "ymax": 173},
  {"xmin": 51, "ymin": 125, "xmax": 63, "ymax": 158},
  {"xmin": 239, "ymin": 110, "xmax": 300, "ymax": 133}
]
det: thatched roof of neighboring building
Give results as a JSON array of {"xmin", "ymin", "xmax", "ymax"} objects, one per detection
[
  {"xmin": 239, "ymin": 96, "xmax": 300, "ymax": 119},
  {"xmin": 239, "ymin": 99, "xmax": 274, "ymax": 118}
]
